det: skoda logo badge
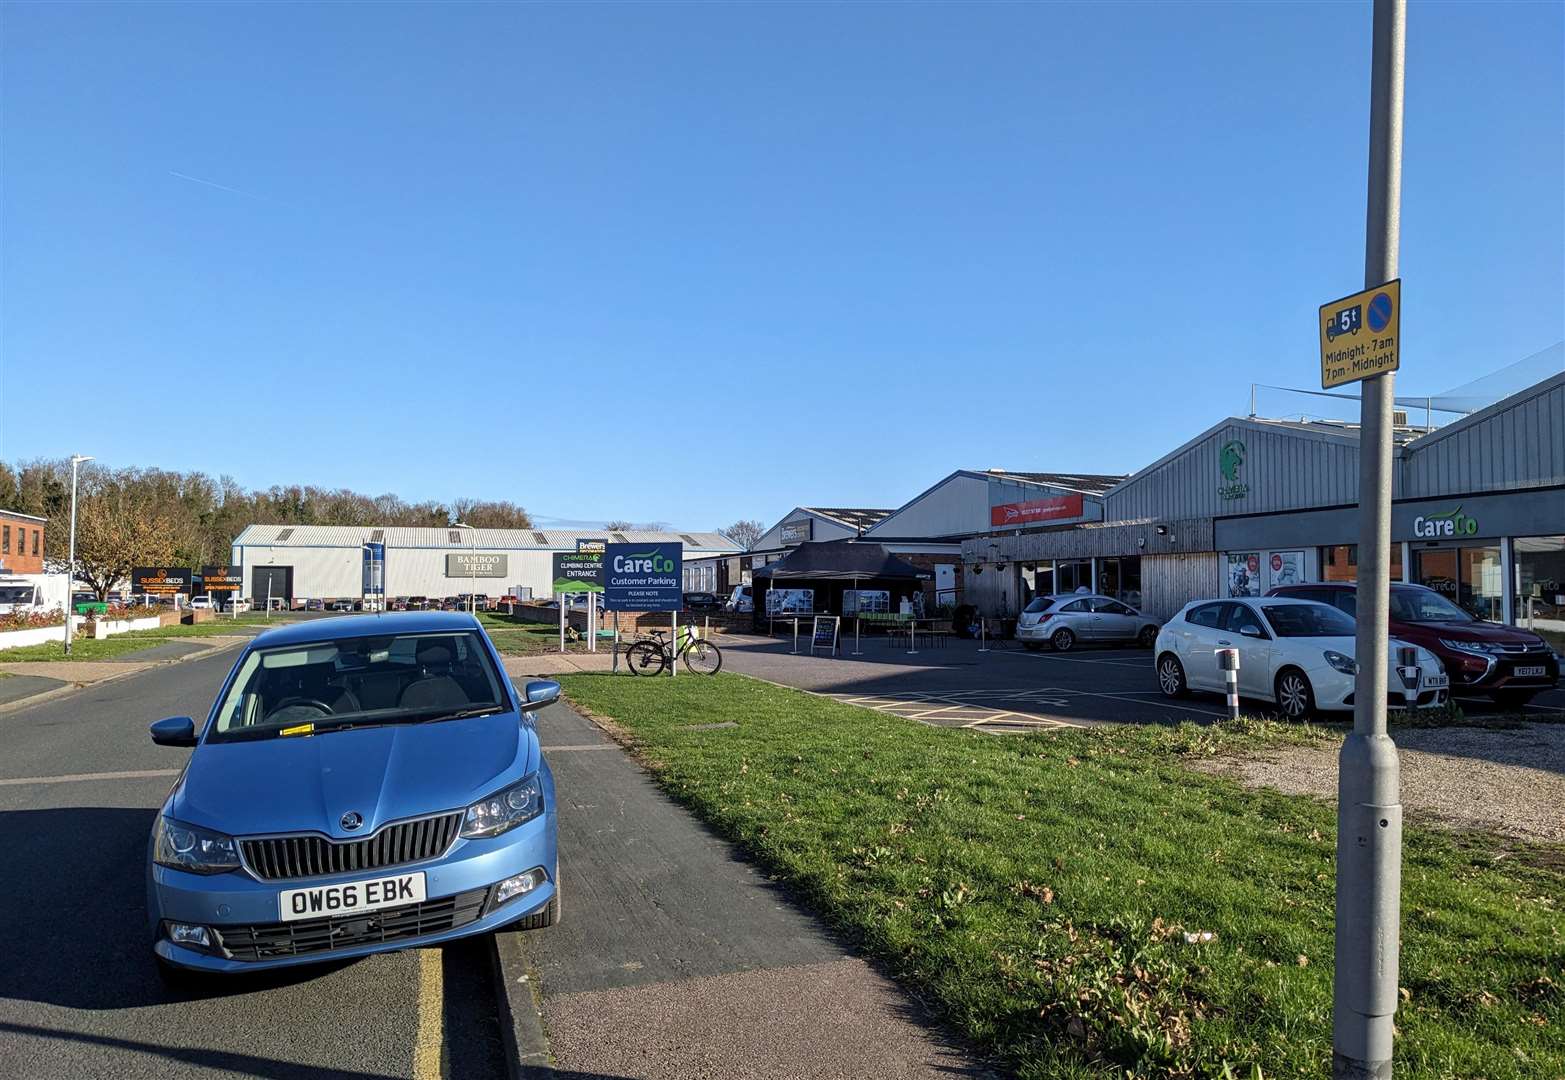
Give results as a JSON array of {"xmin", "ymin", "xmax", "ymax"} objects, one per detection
[{"xmin": 340, "ymin": 811, "xmax": 364, "ymax": 831}]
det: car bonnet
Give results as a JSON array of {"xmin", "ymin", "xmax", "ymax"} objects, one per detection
[{"xmin": 170, "ymin": 709, "xmax": 538, "ymax": 839}]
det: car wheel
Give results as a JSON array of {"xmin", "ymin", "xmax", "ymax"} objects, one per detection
[
  {"xmin": 1275, "ymin": 668, "xmax": 1315, "ymax": 721},
  {"xmin": 1137, "ymin": 625, "xmax": 1158, "ymax": 648},
  {"xmin": 1156, "ymin": 653, "xmax": 1188, "ymax": 698},
  {"xmin": 1050, "ymin": 628, "xmax": 1075, "ymax": 652},
  {"xmin": 1488, "ymin": 689, "xmax": 1537, "ymax": 710}
]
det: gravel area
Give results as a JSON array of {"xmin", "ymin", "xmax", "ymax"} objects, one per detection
[{"xmin": 1197, "ymin": 722, "xmax": 1565, "ymax": 844}]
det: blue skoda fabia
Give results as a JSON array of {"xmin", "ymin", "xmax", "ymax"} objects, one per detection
[{"xmin": 146, "ymin": 612, "xmax": 560, "ymax": 977}]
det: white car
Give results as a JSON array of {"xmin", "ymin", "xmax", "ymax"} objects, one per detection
[
  {"xmin": 189, "ymin": 596, "xmax": 216, "ymax": 611},
  {"xmin": 725, "ymin": 585, "xmax": 753, "ymax": 614},
  {"xmin": 1154, "ymin": 596, "xmax": 1448, "ymax": 720}
]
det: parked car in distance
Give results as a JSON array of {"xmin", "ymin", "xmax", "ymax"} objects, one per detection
[
  {"xmin": 220, "ymin": 597, "xmax": 251, "ymax": 613},
  {"xmin": 305, "ymin": 598, "xmax": 325, "ymax": 612},
  {"xmin": 1268, "ymin": 581, "xmax": 1559, "ymax": 707},
  {"xmin": 725, "ymin": 585, "xmax": 753, "ymax": 613},
  {"xmin": 1155, "ymin": 596, "xmax": 1447, "ymax": 720},
  {"xmin": 1016, "ymin": 593, "xmax": 1159, "ymax": 651},
  {"xmin": 683, "ymin": 591, "xmax": 722, "ymax": 612},
  {"xmin": 327, "ymin": 599, "xmax": 355, "ymax": 612},
  {"xmin": 190, "ymin": 596, "xmax": 217, "ymax": 611},
  {"xmin": 144, "ymin": 612, "xmax": 561, "ymax": 980}
]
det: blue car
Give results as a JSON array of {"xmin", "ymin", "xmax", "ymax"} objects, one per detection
[{"xmin": 145, "ymin": 612, "xmax": 560, "ymax": 978}]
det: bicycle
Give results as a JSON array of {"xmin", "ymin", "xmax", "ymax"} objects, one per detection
[{"xmin": 624, "ymin": 627, "xmax": 723, "ymax": 676}]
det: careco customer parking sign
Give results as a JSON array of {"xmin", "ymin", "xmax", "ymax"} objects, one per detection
[{"xmin": 602, "ymin": 542, "xmax": 683, "ymax": 612}]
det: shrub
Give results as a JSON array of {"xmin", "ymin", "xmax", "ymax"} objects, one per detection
[{"xmin": 0, "ymin": 609, "xmax": 67, "ymax": 633}]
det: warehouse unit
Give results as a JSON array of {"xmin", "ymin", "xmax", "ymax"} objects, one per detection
[
  {"xmin": 962, "ymin": 370, "xmax": 1565, "ymax": 624},
  {"xmin": 231, "ymin": 525, "xmax": 741, "ymax": 606}
]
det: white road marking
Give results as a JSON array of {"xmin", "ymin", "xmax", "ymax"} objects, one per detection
[{"xmin": 0, "ymin": 768, "xmax": 180, "ymax": 787}]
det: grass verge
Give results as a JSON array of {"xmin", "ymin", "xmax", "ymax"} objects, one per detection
[
  {"xmin": 556, "ymin": 672, "xmax": 1562, "ymax": 1080},
  {"xmin": 477, "ymin": 611, "xmax": 596, "ymax": 656},
  {"xmin": 0, "ymin": 619, "xmax": 271, "ymax": 662}
]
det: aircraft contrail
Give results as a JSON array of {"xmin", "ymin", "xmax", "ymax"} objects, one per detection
[{"xmin": 169, "ymin": 170, "xmax": 266, "ymax": 200}]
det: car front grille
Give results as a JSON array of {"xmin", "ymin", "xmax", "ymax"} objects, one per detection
[
  {"xmin": 215, "ymin": 887, "xmax": 488, "ymax": 961},
  {"xmin": 241, "ymin": 812, "xmax": 464, "ymax": 882}
]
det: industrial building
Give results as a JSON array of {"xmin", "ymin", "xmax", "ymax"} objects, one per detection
[{"xmin": 230, "ymin": 525, "xmax": 741, "ymax": 606}]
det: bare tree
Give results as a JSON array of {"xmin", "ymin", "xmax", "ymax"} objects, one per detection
[
  {"xmin": 602, "ymin": 520, "xmax": 633, "ymax": 531},
  {"xmin": 719, "ymin": 519, "xmax": 765, "ymax": 550}
]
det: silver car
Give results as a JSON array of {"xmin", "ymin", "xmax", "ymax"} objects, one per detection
[{"xmin": 1015, "ymin": 593, "xmax": 1160, "ymax": 652}]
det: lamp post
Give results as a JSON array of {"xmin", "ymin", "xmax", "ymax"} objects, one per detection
[
  {"xmin": 63, "ymin": 453, "xmax": 94, "ymax": 656},
  {"xmin": 453, "ymin": 523, "xmax": 476, "ymax": 614}
]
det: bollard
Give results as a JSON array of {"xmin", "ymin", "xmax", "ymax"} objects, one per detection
[
  {"xmin": 978, "ymin": 618, "xmax": 988, "ymax": 654},
  {"xmin": 1216, "ymin": 647, "xmax": 1241, "ymax": 721},
  {"xmin": 852, "ymin": 616, "xmax": 862, "ymax": 656},
  {"xmin": 1396, "ymin": 644, "xmax": 1419, "ymax": 710},
  {"xmin": 791, "ymin": 617, "xmax": 799, "ymax": 655},
  {"xmin": 907, "ymin": 618, "xmax": 918, "ymax": 656}
]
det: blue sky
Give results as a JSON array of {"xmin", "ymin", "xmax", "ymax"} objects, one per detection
[{"xmin": 2, "ymin": 1, "xmax": 1561, "ymax": 531}]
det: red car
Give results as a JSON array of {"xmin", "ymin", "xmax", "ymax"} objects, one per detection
[{"xmin": 1268, "ymin": 581, "xmax": 1559, "ymax": 708}]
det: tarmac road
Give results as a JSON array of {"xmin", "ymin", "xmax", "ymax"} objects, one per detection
[{"xmin": 0, "ymin": 650, "xmax": 506, "ymax": 1080}]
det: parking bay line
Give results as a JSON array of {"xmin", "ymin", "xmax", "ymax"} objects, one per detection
[
  {"xmin": 413, "ymin": 948, "xmax": 444, "ymax": 1080},
  {"xmin": 0, "ymin": 768, "xmax": 180, "ymax": 787}
]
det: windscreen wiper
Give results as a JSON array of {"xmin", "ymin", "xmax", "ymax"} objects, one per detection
[{"xmin": 414, "ymin": 705, "xmax": 506, "ymax": 723}]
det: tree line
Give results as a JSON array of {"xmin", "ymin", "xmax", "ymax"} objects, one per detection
[{"xmin": 0, "ymin": 458, "xmax": 532, "ymax": 598}]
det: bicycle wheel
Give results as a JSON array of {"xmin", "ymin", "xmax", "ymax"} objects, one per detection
[
  {"xmin": 626, "ymin": 641, "xmax": 667, "ymax": 676},
  {"xmin": 682, "ymin": 640, "xmax": 723, "ymax": 675}
]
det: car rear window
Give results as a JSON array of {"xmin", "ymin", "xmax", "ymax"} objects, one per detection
[{"xmin": 1023, "ymin": 597, "xmax": 1060, "ymax": 614}]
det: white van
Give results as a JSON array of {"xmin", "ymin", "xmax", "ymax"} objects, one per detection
[{"xmin": 0, "ymin": 577, "xmax": 45, "ymax": 615}]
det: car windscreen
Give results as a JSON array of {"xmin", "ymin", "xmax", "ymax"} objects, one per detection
[
  {"xmin": 0, "ymin": 586, "xmax": 36, "ymax": 603},
  {"xmin": 1260, "ymin": 603, "xmax": 1357, "ymax": 638},
  {"xmin": 209, "ymin": 631, "xmax": 507, "ymax": 741},
  {"xmin": 1390, "ymin": 588, "xmax": 1476, "ymax": 623},
  {"xmin": 1023, "ymin": 597, "xmax": 1059, "ymax": 614}
]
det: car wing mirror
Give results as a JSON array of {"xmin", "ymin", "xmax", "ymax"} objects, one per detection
[
  {"xmin": 150, "ymin": 716, "xmax": 197, "ymax": 747},
  {"xmin": 521, "ymin": 680, "xmax": 561, "ymax": 711},
  {"xmin": 1239, "ymin": 625, "xmax": 1264, "ymax": 638}
]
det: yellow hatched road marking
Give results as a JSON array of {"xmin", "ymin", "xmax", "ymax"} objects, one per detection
[{"xmin": 413, "ymin": 948, "xmax": 444, "ymax": 1080}]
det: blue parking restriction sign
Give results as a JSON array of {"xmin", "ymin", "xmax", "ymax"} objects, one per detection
[
  {"xmin": 1367, "ymin": 291, "xmax": 1393, "ymax": 333},
  {"xmin": 602, "ymin": 542, "xmax": 683, "ymax": 612}
]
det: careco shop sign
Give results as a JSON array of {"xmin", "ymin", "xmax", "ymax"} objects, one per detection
[{"xmin": 602, "ymin": 542, "xmax": 683, "ymax": 612}]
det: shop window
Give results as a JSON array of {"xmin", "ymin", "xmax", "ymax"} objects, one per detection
[
  {"xmin": 1514, "ymin": 536, "xmax": 1565, "ymax": 643},
  {"xmin": 1319, "ymin": 543, "xmax": 1402, "ymax": 583},
  {"xmin": 32, "ymin": 530, "xmax": 40, "ymax": 556},
  {"xmin": 1095, "ymin": 557, "xmax": 1143, "ymax": 608},
  {"xmin": 1414, "ymin": 545, "xmax": 1502, "ymax": 621},
  {"xmin": 1056, "ymin": 560, "xmax": 1090, "ymax": 595},
  {"xmin": 2, "ymin": 526, "xmax": 8, "ymax": 554},
  {"xmin": 1225, "ymin": 553, "xmax": 1260, "ymax": 597}
]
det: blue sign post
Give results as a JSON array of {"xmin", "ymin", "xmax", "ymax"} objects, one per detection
[{"xmin": 603, "ymin": 542, "xmax": 684, "ymax": 677}]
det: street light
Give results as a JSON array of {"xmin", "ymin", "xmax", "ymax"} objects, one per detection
[
  {"xmin": 453, "ymin": 522, "xmax": 476, "ymax": 614},
  {"xmin": 63, "ymin": 453, "xmax": 94, "ymax": 656}
]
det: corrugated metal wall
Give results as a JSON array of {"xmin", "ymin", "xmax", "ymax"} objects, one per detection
[
  {"xmin": 1141, "ymin": 553, "xmax": 1221, "ymax": 621},
  {"xmin": 866, "ymin": 474, "xmax": 991, "ymax": 540},
  {"xmin": 237, "ymin": 546, "xmax": 560, "ymax": 601},
  {"xmin": 1106, "ymin": 422, "xmax": 1367, "ymax": 522},
  {"xmin": 1402, "ymin": 374, "xmax": 1565, "ymax": 498}
]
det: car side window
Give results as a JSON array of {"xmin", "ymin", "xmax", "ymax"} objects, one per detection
[
  {"xmin": 1060, "ymin": 599, "xmax": 1090, "ymax": 613},
  {"xmin": 1096, "ymin": 600, "xmax": 1133, "ymax": 615},
  {"xmin": 1333, "ymin": 591, "xmax": 1358, "ymax": 617},
  {"xmin": 1186, "ymin": 603, "xmax": 1224, "ymax": 629},
  {"xmin": 1225, "ymin": 603, "xmax": 1267, "ymax": 637}
]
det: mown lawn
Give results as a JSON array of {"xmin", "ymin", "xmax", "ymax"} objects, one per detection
[
  {"xmin": 0, "ymin": 617, "xmax": 281, "ymax": 662},
  {"xmin": 556, "ymin": 672, "xmax": 1563, "ymax": 1080},
  {"xmin": 477, "ymin": 611, "xmax": 596, "ymax": 656}
]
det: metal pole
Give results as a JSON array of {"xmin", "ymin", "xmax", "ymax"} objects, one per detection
[
  {"xmin": 266, "ymin": 577, "xmax": 272, "ymax": 621},
  {"xmin": 978, "ymin": 617, "xmax": 988, "ymax": 654},
  {"xmin": 1335, "ymin": 3, "xmax": 1405, "ymax": 1077},
  {"xmin": 671, "ymin": 610, "xmax": 677, "ymax": 678},
  {"xmin": 64, "ymin": 459, "xmax": 81, "ymax": 655},
  {"xmin": 470, "ymin": 532, "xmax": 476, "ymax": 615},
  {"xmin": 853, "ymin": 616, "xmax": 861, "ymax": 656}
]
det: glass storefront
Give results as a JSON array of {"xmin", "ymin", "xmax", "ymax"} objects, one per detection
[
  {"xmin": 1056, "ymin": 559, "xmax": 1091, "ymax": 594},
  {"xmin": 1319, "ymin": 543, "xmax": 1403, "ymax": 583},
  {"xmin": 1413, "ymin": 543, "xmax": 1503, "ymax": 621},
  {"xmin": 1514, "ymin": 536, "xmax": 1565, "ymax": 646},
  {"xmin": 1097, "ymin": 556, "xmax": 1142, "ymax": 608}
]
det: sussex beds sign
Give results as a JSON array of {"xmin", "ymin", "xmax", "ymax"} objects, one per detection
[
  {"xmin": 990, "ymin": 493, "xmax": 1083, "ymax": 527},
  {"xmin": 602, "ymin": 542, "xmax": 683, "ymax": 612},
  {"xmin": 132, "ymin": 567, "xmax": 193, "ymax": 596}
]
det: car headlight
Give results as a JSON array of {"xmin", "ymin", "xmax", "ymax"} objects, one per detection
[
  {"xmin": 461, "ymin": 775, "xmax": 544, "ymax": 838},
  {"xmin": 154, "ymin": 817, "xmax": 241, "ymax": 875},
  {"xmin": 1439, "ymin": 638, "xmax": 1498, "ymax": 656},
  {"xmin": 1323, "ymin": 650, "xmax": 1358, "ymax": 675}
]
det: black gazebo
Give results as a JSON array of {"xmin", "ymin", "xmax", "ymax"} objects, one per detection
[{"xmin": 750, "ymin": 540, "xmax": 931, "ymax": 629}]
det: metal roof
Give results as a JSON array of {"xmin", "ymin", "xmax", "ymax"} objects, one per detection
[
  {"xmin": 232, "ymin": 524, "xmax": 742, "ymax": 552},
  {"xmin": 800, "ymin": 507, "xmax": 894, "ymax": 531},
  {"xmin": 976, "ymin": 470, "xmax": 1127, "ymax": 494}
]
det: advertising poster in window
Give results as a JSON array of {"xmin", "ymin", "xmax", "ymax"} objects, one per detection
[
  {"xmin": 1227, "ymin": 553, "xmax": 1260, "ymax": 597},
  {"xmin": 765, "ymin": 588, "xmax": 814, "ymax": 615},
  {"xmin": 1268, "ymin": 550, "xmax": 1304, "ymax": 589}
]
